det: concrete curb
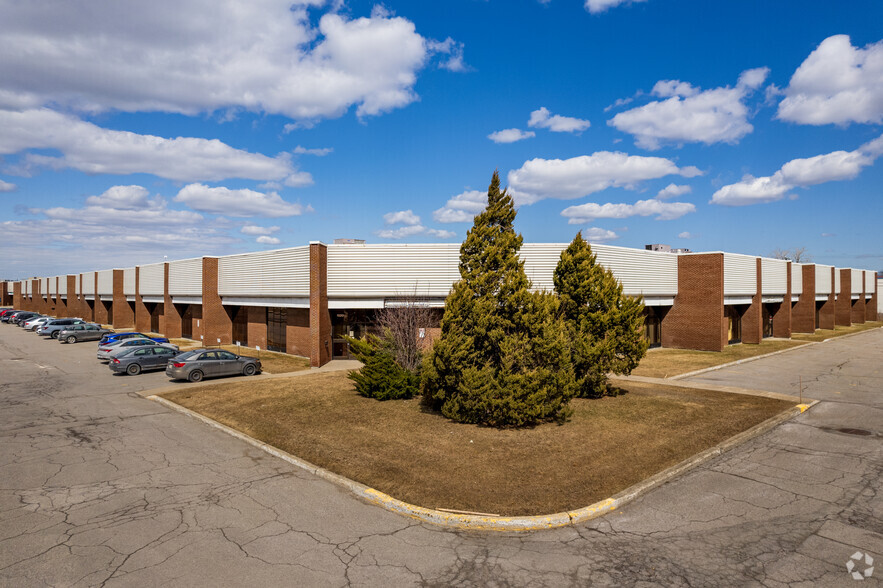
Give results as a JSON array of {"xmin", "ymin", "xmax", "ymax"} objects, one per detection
[
  {"xmin": 611, "ymin": 374, "xmax": 807, "ymax": 403},
  {"xmin": 145, "ymin": 393, "xmax": 816, "ymax": 533}
]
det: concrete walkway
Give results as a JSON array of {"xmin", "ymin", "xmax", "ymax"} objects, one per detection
[{"xmin": 0, "ymin": 326, "xmax": 880, "ymax": 586}]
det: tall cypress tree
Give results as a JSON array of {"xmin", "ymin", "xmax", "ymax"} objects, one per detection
[
  {"xmin": 422, "ymin": 171, "xmax": 575, "ymax": 426},
  {"xmin": 554, "ymin": 232, "xmax": 648, "ymax": 397}
]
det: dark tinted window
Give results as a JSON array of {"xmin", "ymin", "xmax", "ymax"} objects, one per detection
[
  {"xmin": 217, "ymin": 351, "xmax": 237, "ymax": 360},
  {"xmin": 156, "ymin": 348, "xmax": 176, "ymax": 356},
  {"xmin": 134, "ymin": 348, "xmax": 152, "ymax": 356},
  {"xmin": 199, "ymin": 351, "xmax": 219, "ymax": 361}
]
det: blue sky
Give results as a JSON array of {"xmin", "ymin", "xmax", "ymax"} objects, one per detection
[{"xmin": 1, "ymin": 0, "xmax": 882, "ymax": 279}]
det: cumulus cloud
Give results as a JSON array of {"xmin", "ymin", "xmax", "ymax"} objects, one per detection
[
  {"xmin": 711, "ymin": 134, "xmax": 882, "ymax": 206},
  {"xmin": 241, "ymin": 224, "xmax": 280, "ymax": 236},
  {"xmin": 383, "ymin": 209, "xmax": 421, "ymax": 225},
  {"xmin": 174, "ymin": 183, "xmax": 310, "ymax": 217},
  {"xmin": 293, "ymin": 146, "xmax": 333, "ymax": 156},
  {"xmin": 777, "ymin": 35, "xmax": 883, "ymax": 125},
  {"xmin": 0, "ymin": 1, "xmax": 454, "ymax": 122},
  {"xmin": 427, "ymin": 37, "xmax": 470, "ymax": 72},
  {"xmin": 585, "ymin": 0, "xmax": 646, "ymax": 14},
  {"xmin": 583, "ymin": 227, "xmax": 620, "ymax": 242},
  {"xmin": 488, "ymin": 128, "xmax": 535, "ymax": 143},
  {"xmin": 375, "ymin": 225, "xmax": 456, "ymax": 239},
  {"xmin": 433, "ymin": 190, "xmax": 487, "ymax": 223},
  {"xmin": 609, "ymin": 67, "xmax": 769, "ymax": 149},
  {"xmin": 527, "ymin": 107, "xmax": 591, "ymax": 133},
  {"xmin": 656, "ymin": 183, "xmax": 692, "ymax": 199},
  {"xmin": 506, "ymin": 151, "xmax": 702, "ymax": 204},
  {"xmin": 678, "ymin": 231, "xmax": 698, "ymax": 239},
  {"xmin": 0, "ymin": 179, "xmax": 16, "ymax": 192},
  {"xmin": 0, "ymin": 108, "xmax": 297, "ymax": 182},
  {"xmin": 256, "ymin": 235, "xmax": 281, "ymax": 245},
  {"xmin": 561, "ymin": 199, "xmax": 696, "ymax": 224}
]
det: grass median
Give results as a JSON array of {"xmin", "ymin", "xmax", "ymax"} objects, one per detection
[
  {"xmin": 633, "ymin": 339, "xmax": 808, "ymax": 379},
  {"xmin": 791, "ymin": 321, "xmax": 881, "ymax": 342},
  {"xmin": 160, "ymin": 371, "xmax": 793, "ymax": 516}
]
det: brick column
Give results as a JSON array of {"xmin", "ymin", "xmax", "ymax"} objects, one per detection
[
  {"xmin": 309, "ymin": 242, "xmax": 332, "ymax": 366},
  {"xmin": 65, "ymin": 276, "xmax": 77, "ymax": 318},
  {"xmin": 93, "ymin": 271, "xmax": 109, "ymax": 325},
  {"xmin": 661, "ymin": 253, "xmax": 726, "ymax": 351},
  {"xmin": 792, "ymin": 265, "xmax": 816, "ymax": 333},
  {"xmin": 54, "ymin": 277, "xmax": 66, "ymax": 317},
  {"xmin": 772, "ymin": 262, "xmax": 792, "ymax": 338},
  {"xmin": 162, "ymin": 262, "xmax": 182, "ymax": 338},
  {"xmin": 741, "ymin": 258, "xmax": 764, "ymax": 344},
  {"xmin": 0, "ymin": 282, "xmax": 7, "ymax": 307},
  {"xmin": 202, "ymin": 257, "xmax": 232, "ymax": 346},
  {"xmin": 851, "ymin": 274, "xmax": 865, "ymax": 325},
  {"xmin": 13, "ymin": 282, "xmax": 22, "ymax": 309},
  {"xmin": 112, "ymin": 269, "xmax": 134, "ymax": 328},
  {"xmin": 835, "ymin": 268, "xmax": 852, "ymax": 326},
  {"xmin": 247, "ymin": 307, "xmax": 267, "ymax": 349}
]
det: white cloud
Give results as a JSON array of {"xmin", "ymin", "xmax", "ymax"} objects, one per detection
[
  {"xmin": 583, "ymin": 227, "xmax": 620, "ymax": 242},
  {"xmin": 84, "ymin": 185, "xmax": 162, "ymax": 210},
  {"xmin": 293, "ymin": 146, "xmax": 333, "ymax": 156},
  {"xmin": 375, "ymin": 224, "xmax": 456, "ymax": 240},
  {"xmin": 0, "ymin": 108, "xmax": 296, "ymax": 182},
  {"xmin": 174, "ymin": 183, "xmax": 309, "ymax": 217},
  {"xmin": 241, "ymin": 224, "xmax": 280, "ymax": 236},
  {"xmin": 585, "ymin": 0, "xmax": 646, "ymax": 14},
  {"xmin": 383, "ymin": 209, "xmax": 421, "ymax": 225},
  {"xmin": 777, "ymin": 35, "xmax": 883, "ymax": 125},
  {"xmin": 282, "ymin": 170, "xmax": 315, "ymax": 187},
  {"xmin": 561, "ymin": 199, "xmax": 696, "ymax": 224},
  {"xmin": 0, "ymin": 179, "xmax": 16, "ymax": 192},
  {"xmin": 656, "ymin": 183, "xmax": 692, "ymax": 200},
  {"xmin": 711, "ymin": 134, "xmax": 883, "ymax": 206},
  {"xmin": 427, "ymin": 228, "xmax": 457, "ymax": 238},
  {"xmin": 256, "ymin": 236, "xmax": 281, "ymax": 245},
  {"xmin": 609, "ymin": 68, "xmax": 769, "ymax": 149},
  {"xmin": 488, "ymin": 128, "xmax": 535, "ymax": 143},
  {"xmin": 433, "ymin": 190, "xmax": 487, "ymax": 223},
  {"xmin": 678, "ymin": 231, "xmax": 698, "ymax": 239},
  {"xmin": 527, "ymin": 107, "xmax": 591, "ymax": 133},
  {"xmin": 506, "ymin": 152, "xmax": 702, "ymax": 204},
  {"xmin": 427, "ymin": 37, "xmax": 470, "ymax": 72},
  {"xmin": 0, "ymin": 2, "xmax": 449, "ymax": 122}
]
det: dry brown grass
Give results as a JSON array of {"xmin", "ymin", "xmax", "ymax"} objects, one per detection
[
  {"xmin": 161, "ymin": 372, "xmax": 793, "ymax": 516},
  {"xmin": 791, "ymin": 321, "xmax": 881, "ymax": 342},
  {"xmin": 633, "ymin": 339, "xmax": 809, "ymax": 379}
]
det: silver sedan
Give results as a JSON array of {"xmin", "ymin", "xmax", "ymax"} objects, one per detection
[
  {"xmin": 165, "ymin": 349, "xmax": 261, "ymax": 382},
  {"xmin": 97, "ymin": 338, "xmax": 179, "ymax": 360}
]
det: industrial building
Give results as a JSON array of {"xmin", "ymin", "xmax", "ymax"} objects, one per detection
[{"xmin": 2, "ymin": 242, "xmax": 878, "ymax": 367}]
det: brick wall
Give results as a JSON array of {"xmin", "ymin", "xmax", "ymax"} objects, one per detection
[
  {"xmin": 835, "ymin": 268, "xmax": 852, "ymax": 326},
  {"xmin": 772, "ymin": 261, "xmax": 792, "ymax": 338},
  {"xmin": 247, "ymin": 306, "xmax": 268, "ymax": 349},
  {"xmin": 792, "ymin": 264, "xmax": 816, "ymax": 333},
  {"xmin": 162, "ymin": 262, "xmax": 182, "ymax": 338},
  {"xmin": 202, "ymin": 257, "xmax": 233, "ymax": 345},
  {"xmin": 66, "ymin": 276, "xmax": 78, "ymax": 319},
  {"xmin": 866, "ymin": 278, "xmax": 878, "ymax": 321},
  {"xmin": 13, "ymin": 282, "xmax": 22, "ymax": 309},
  {"xmin": 287, "ymin": 308, "xmax": 310, "ymax": 357},
  {"xmin": 134, "ymin": 267, "xmax": 151, "ymax": 332},
  {"xmin": 661, "ymin": 253, "xmax": 726, "ymax": 352},
  {"xmin": 309, "ymin": 242, "xmax": 332, "ymax": 366},
  {"xmin": 112, "ymin": 269, "xmax": 134, "ymax": 328},
  {"xmin": 741, "ymin": 258, "xmax": 764, "ymax": 344}
]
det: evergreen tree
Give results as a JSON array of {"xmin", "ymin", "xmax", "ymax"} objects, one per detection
[
  {"xmin": 553, "ymin": 232, "xmax": 648, "ymax": 397},
  {"xmin": 346, "ymin": 333, "xmax": 419, "ymax": 400},
  {"xmin": 422, "ymin": 171, "xmax": 575, "ymax": 426}
]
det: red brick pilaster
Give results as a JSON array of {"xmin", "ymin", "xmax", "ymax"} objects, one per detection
[
  {"xmin": 54, "ymin": 277, "xmax": 66, "ymax": 317},
  {"xmin": 817, "ymin": 268, "xmax": 835, "ymax": 330},
  {"xmin": 202, "ymin": 257, "xmax": 232, "ymax": 346},
  {"xmin": 741, "ymin": 258, "xmax": 764, "ymax": 344},
  {"xmin": 772, "ymin": 262, "xmax": 792, "ymax": 338},
  {"xmin": 13, "ymin": 282, "xmax": 22, "ymax": 309},
  {"xmin": 309, "ymin": 242, "xmax": 332, "ymax": 366},
  {"xmin": 134, "ymin": 267, "xmax": 151, "ymax": 332},
  {"xmin": 661, "ymin": 253, "xmax": 726, "ymax": 351},
  {"xmin": 112, "ymin": 269, "xmax": 134, "ymax": 328},
  {"xmin": 792, "ymin": 265, "xmax": 816, "ymax": 333},
  {"xmin": 65, "ymin": 276, "xmax": 77, "ymax": 318},
  {"xmin": 835, "ymin": 268, "xmax": 852, "ymax": 326},
  {"xmin": 162, "ymin": 262, "xmax": 183, "ymax": 338}
]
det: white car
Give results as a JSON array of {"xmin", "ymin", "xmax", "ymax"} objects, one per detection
[
  {"xmin": 22, "ymin": 316, "xmax": 50, "ymax": 331},
  {"xmin": 96, "ymin": 338, "xmax": 179, "ymax": 361}
]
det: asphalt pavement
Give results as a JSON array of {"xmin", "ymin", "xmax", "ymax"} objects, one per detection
[{"xmin": 1, "ymin": 324, "xmax": 880, "ymax": 586}]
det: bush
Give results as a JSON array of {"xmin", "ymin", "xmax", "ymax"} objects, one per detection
[{"xmin": 346, "ymin": 333, "xmax": 419, "ymax": 400}]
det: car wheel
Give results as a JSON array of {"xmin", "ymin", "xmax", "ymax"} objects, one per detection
[
  {"xmin": 51, "ymin": 331, "xmax": 59, "ymax": 339},
  {"xmin": 126, "ymin": 364, "xmax": 142, "ymax": 376},
  {"xmin": 188, "ymin": 369, "xmax": 204, "ymax": 383},
  {"xmin": 66, "ymin": 335, "xmax": 77, "ymax": 344},
  {"xmin": 243, "ymin": 363, "xmax": 256, "ymax": 376}
]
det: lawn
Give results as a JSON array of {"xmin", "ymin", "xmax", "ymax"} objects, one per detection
[
  {"xmin": 168, "ymin": 340, "xmax": 310, "ymax": 374},
  {"xmin": 791, "ymin": 321, "xmax": 881, "ymax": 342},
  {"xmin": 160, "ymin": 372, "xmax": 794, "ymax": 516},
  {"xmin": 633, "ymin": 339, "xmax": 808, "ymax": 379}
]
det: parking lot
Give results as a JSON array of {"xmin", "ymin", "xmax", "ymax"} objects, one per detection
[{"xmin": 1, "ymin": 321, "xmax": 881, "ymax": 586}]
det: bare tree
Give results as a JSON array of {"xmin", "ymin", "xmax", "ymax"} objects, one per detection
[
  {"xmin": 375, "ymin": 294, "xmax": 438, "ymax": 372},
  {"xmin": 770, "ymin": 247, "xmax": 812, "ymax": 263}
]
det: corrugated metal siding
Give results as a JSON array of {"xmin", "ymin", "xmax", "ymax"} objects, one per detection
[
  {"xmin": 47, "ymin": 277, "xmax": 56, "ymax": 296},
  {"xmin": 81, "ymin": 272, "xmax": 95, "ymax": 295},
  {"xmin": 96, "ymin": 270, "xmax": 113, "ymax": 295},
  {"xmin": 327, "ymin": 244, "xmax": 461, "ymax": 298},
  {"xmin": 218, "ymin": 246, "xmax": 310, "ymax": 296},
  {"xmin": 139, "ymin": 263, "xmax": 165, "ymax": 296},
  {"xmin": 851, "ymin": 269, "xmax": 863, "ymax": 292},
  {"xmin": 791, "ymin": 264, "xmax": 802, "ymax": 296},
  {"xmin": 521, "ymin": 243, "xmax": 679, "ymax": 296},
  {"xmin": 168, "ymin": 258, "xmax": 203, "ymax": 296},
  {"xmin": 835, "ymin": 269, "xmax": 842, "ymax": 293},
  {"xmin": 723, "ymin": 254, "xmax": 757, "ymax": 296},
  {"xmin": 867, "ymin": 271, "xmax": 876, "ymax": 294},
  {"xmin": 123, "ymin": 268, "xmax": 136, "ymax": 295},
  {"xmin": 58, "ymin": 276, "xmax": 67, "ymax": 296},
  {"xmin": 42, "ymin": 277, "xmax": 49, "ymax": 295},
  {"xmin": 761, "ymin": 258, "xmax": 788, "ymax": 294}
]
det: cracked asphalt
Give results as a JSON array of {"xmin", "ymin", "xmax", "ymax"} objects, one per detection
[{"xmin": 1, "ymin": 325, "xmax": 880, "ymax": 587}]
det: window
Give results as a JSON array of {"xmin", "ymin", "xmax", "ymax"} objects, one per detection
[
  {"xmin": 134, "ymin": 349, "xmax": 152, "ymax": 356},
  {"xmin": 217, "ymin": 351, "xmax": 237, "ymax": 360},
  {"xmin": 199, "ymin": 352, "xmax": 219, "ymax": 361}
]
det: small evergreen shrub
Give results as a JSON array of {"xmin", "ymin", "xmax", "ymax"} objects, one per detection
[{"xmin": 346, "ymin": 333, "xmax": 419, "ymax": 400}]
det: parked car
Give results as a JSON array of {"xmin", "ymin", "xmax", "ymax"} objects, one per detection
[
  {"xmin": 1, "ymin": 310, "xmax": 26, "ymax": 323},
  {"xmin": 165, "ymin": 349, "xmax": 261, "ymax": 382},
  {"xmin": 99, "ymin": 332, "xmax": 170, "ymax": 345},
  {"xmin": 97, "ymin": 338, "xmax": 179, "ymax": 361},
  {"xmin": 109, "ymin": 345, "xmax": 182, "ymax": 375},
  {"xmin": 58, "ymin": 324, "xmax": 113, "ymax": 343},
  {"xmin": 23, "ymin": 316, "xmax": 51, "ymax": 331},
  {"xmin": 38, "ymin": 318, "xmax": 86, "ymax": 338},
  {"xmin": 0, "ymin": 309, "xmax": 16, "ymax": 318},
  {"xmin": 12, "ymin": 312, "xmax": 40, "ymax": 325}
]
